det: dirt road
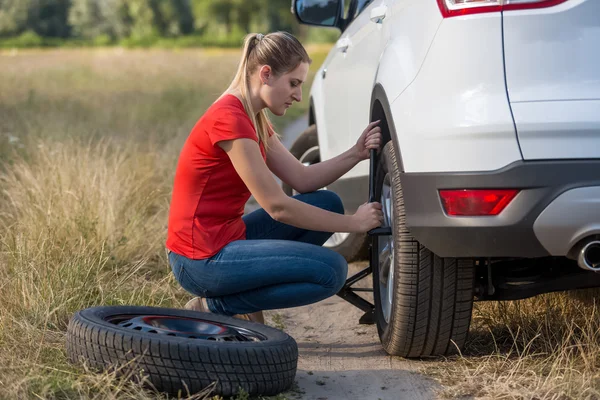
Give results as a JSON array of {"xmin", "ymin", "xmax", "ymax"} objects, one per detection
[{"xmin": 264, "ymin": 262, "xmax": 442, "ymax": 400}]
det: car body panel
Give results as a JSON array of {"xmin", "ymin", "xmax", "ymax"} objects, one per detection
[
  {"xmin": 503, "ymin": 0, "xmax": 600, "ymax": 159},
  {"xmin": 390, "ymin": 14, "xmax": 522, "ymax": 173},
  {"xmin": 534, "ymin": 186, "xmax": 600, "ymax": 256}
]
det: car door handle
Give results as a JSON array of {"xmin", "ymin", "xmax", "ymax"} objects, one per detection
[
  {"xmin": 370, "ymin": 5, "xmax": 387, "ymax": 24},
  {"xmin": 336, "ymin": 38, "xmax": 351, "ymax": 53}
]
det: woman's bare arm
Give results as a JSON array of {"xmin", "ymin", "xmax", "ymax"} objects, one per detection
[
  {"xmin": 266, "ymin": 121, "xmax": 381, "ymax": 193},
  {"xmin": 218, "ymin": 138, "xmax": 382, "ymax": 233},
  {"xmin": 266, "ymin": 136, "xmax": 360, "ymax": 194}
]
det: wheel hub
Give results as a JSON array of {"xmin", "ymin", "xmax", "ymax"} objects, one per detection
[
  {"xmin": 107, "ymin": 315, "xmax": 267, "ymax": 342},
  {"xmin": 378, "ymin": 174, "xmax": 395, "ymax": 324}
]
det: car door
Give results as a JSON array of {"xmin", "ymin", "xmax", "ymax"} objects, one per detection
[
  {"xmin": 324, "ymin": 0, "xmax": 393, "ymax": 177},
  {"xmin": 320, "ymin": 30, "xmax": 352, "ymax": 164}
]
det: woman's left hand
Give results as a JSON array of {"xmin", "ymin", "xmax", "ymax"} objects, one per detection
[{"xmin": 354, "ymin": 120, "xmax": 382, "ymax": 161}]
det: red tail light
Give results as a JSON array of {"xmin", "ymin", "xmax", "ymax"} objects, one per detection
[
  {"xmin": 439, "ymin": 189, "xmax": 519, "ymax": 216},
  {"xmin": 437, "ymin": 0, "xmax": 570, "ymax": 18}
]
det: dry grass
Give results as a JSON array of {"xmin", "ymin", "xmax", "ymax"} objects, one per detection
[
  {"xmin": 0, "ymin": 46, "xmax": 328, "ymax": 399},
  {"xmin": 3, "ymin": 46, "xmax": 599, "ymax": 400},
  {"xmin": 422, "ymin": 290, "xmax": 600, "ymax": 400},
  {"xmin": 0, "ymin": 138, "xmax": 185, "ymax": 398}
]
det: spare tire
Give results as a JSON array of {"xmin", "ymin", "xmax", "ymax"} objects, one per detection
[{"xmin": 66, "ymin": 306, "xmax": 298, "ymax": 397}]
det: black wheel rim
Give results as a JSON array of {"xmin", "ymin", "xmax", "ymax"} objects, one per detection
[
  {"xmin": 378, "ymin": 172, "xmax": 394, "ymax": 324},
  {"xmin": 106, "ymin": 314, "xmax": 268, "ymax": 342},
  {"xmin": 371, "ymin": 149, "xmax": 394, "ymax": 334}
]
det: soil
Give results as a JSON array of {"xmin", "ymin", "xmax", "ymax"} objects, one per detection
[{"xmin": 264, "ymin": 261, "xmax": 443, "ymax": 400}]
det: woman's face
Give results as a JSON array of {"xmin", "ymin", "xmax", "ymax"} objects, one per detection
[{"xmin": 260, "ymin": 62, "xmax": 309, "ymax": 116}]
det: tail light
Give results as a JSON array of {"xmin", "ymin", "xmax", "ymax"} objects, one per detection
[
  {"xmin": 439, "ymin": 189, "xmax": 519, "ymax": 216},
  {"xmin": 437, "ymin": 0, "xmax": 570, "ymax": 17}
]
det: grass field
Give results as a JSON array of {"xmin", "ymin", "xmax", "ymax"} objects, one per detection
[
  {"xmin": 1, "ymin": 47, "xmax": 600, "ymax": 400},
  {"xmin": 0, "ymin": 46, "xmax": 328, "ymax": 400}
]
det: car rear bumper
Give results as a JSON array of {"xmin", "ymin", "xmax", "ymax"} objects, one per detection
[{"xmin": 401, "ymin": 160, "xmax": 600, "ymax": 258}]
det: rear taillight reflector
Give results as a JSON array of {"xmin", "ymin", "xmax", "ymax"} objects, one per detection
[
  {"xmin": 439, "ymin": 189, "xmax": 519, "ymax": 216},
  {"xmin": 437, "ymin": 0, "xmax": 570, "ymax": 17}
]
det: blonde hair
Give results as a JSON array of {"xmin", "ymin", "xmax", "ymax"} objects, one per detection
[{"xmin": 224, "ymin": 31, "xmax": 312, "ymax": 150}]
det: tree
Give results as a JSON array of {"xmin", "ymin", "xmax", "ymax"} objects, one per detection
[
  {"xmin": 209, "ymin": 0, "xmax": 234, "ymax": 34},
  {"xmin": 190, "ymin": 0, "xmax": 210, "ymax": 34},
  {"xmin": 124, "ymin": 0, "xmax": 155, "ymax": 39},
  {"xmin": 234, "ymin": 0, "xmax": 261, "ymax": 34},
  {"xmin": 149, "ymin": 0, "xmax": 194, "ymax": 37},
  {"xmin": 0, "ymin": 0, "xmax": 30, "ymax": 37},
  {"xmin": 27, "ymin": 0, "xmax": 71, "ymax": 38},
  {"xmin": 263, "ymin": 0, "xmax": 298, "ymax": 34},
  {"xmin": 0, "ymin": 0, "xmax": 307, "ymax": 42},
  {"xmin": 68, "ymin": 0, "xmax": 131, "ymax": 39}
]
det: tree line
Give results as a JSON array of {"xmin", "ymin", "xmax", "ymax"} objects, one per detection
[{"xmin": 0, "ymin": 0, "xmax": 337, "ymax": 47}]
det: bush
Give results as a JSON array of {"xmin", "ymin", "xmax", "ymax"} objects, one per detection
[
  {"xmin": 1, "ymin": 30, "xmax": 43, "ymax": 48},
  {"xmin": 92, "ymin": 33, "xmax": 113, "ymax": 46},
  {"xmin": 0, "ymin": 29, "xmax": 335, "ymax": 50}
]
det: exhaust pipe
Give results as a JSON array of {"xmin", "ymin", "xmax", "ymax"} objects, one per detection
[{"xmin": 577, "ymin": 240, "xmax": 600, "ymax": 272}]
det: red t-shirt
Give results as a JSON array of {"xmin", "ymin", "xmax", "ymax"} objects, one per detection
[{"xmin": 166, "ymin": 94, "xmax": 273, "ymax": 259}]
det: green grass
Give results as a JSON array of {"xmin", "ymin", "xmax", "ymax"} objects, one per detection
[{"xmin": 0, "ymin": 31, "xmax": 338, "ymax": 50}]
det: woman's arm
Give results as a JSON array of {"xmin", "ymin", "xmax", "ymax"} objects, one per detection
[
  {"xmin": 219, "ymin": 138, "xmax": 383, "ymax": 233},
  {"xmin": 300, "ymin": 146, "xmax": 362, "ymax": 193},
  {"xmin": 266, "ymin": 121, "xmax": 381, "ymax": 194},
  {"xmin": 303, "ymin": 120, "xmax": 381, "ymax": 192},
  {"xmin": 266, "ymin": 137, "xmax": 359, "ymax": 194}
]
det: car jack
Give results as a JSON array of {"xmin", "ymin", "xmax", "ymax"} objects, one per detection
[{"xmin": 336, "ymin": 149, "xmax": 392, "ymax": 325}]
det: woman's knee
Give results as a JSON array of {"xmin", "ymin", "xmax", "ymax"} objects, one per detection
[
  {"xmin": 297, "ymin": 190, "xmax": 344, "ymax": 215},
  {"xmin": 334, "ymin": 254, "xmax": 349, "ymax": 292},
  {"xmin": 321, "ymin": 252, "xmax": 348, "ymax": 295},
  {"xmin": 323, "ymin": 190, "xmax": 345, "ymax": 215}
]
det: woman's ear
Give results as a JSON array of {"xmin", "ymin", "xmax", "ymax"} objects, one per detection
[{"xmin": 259, "ymin": 65, "xmax": 272, "ymax": 85}]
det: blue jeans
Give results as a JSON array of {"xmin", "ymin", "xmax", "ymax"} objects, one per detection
[{"xmin": 168, "ymin": 190, "xmax": 349, "ymax": 316}]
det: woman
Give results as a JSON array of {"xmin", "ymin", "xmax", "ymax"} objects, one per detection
[{"xmin": 166, "ymin": 31, "xmax": 383, "ymax": 324}]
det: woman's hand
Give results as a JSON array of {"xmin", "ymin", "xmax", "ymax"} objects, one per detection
[
  {"xmin": 351, "ymin": 201, "xmax": 384, "ymax": 232},
  {"xmin": 353, "ymin": 120, "xmax": 382, "ymax": 161}
]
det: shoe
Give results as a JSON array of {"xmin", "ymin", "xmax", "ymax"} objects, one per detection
[
  {"xmin": 184, "ymin": 297, "xmax": 210, "ymax": 313},
  {"xmin": 184, "ymin": 297, "xmax": 264, "ymax": 324},
  {"xmin": 247, "ymin": 311, "xmax": 265, "ymax": 324},
  {"xmin": 230, "ymin": 311, "xmax": 264, "ymax": 323}
]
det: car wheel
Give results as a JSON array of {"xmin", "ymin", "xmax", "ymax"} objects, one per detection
[
  {"xmin": 372, "ymin": 142, "xmax": 476, "ymax": 357},
  {"xmin": 283, "ymin": 124, "xmax": 368, "ymax": 262},
  {"xmin": 66, "ymin": 306, "xmax": 297, "ymax": 397}
]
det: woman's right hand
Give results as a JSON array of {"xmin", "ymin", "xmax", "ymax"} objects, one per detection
[{"xmin": 352, "ymin": 202, "xmax": 384, "ymax": 232}]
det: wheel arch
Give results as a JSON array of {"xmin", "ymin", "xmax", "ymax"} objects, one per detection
[{"xmin": 370, "ymin": 84, "xmax": 405, "ymax": 173}]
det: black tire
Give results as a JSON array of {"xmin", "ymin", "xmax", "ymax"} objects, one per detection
[
  {"xmin": 283, "ymin": 124, "xmax": 368, "ymax": 262},
  {"xmin": 66, "ymin": 306, "xmax": 298, "ymax": 397},
  {"xmin": 372, "ymin": 142, "xmax": 476, "ymax": 358}
]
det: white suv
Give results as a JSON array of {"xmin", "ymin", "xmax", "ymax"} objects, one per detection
[{"xmin": 290, "ymin": 0, "xmax": 600, "ymax": 357}]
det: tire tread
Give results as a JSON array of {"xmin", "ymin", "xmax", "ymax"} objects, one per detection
[
  {"xmin": 374, "ymin": 142, "xmax": 475, "ymax": 358},
  {"xmin": 66, "ymin": 308, "xmax": 297, "ymax": 397}
]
